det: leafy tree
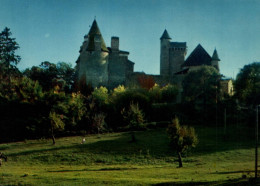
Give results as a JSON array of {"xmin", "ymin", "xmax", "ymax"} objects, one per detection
[
  {"xmin": 49, "ymin": 111, "xmax": 65, "ymax": 145},
  {"xmin": 182, "ymin": 66, "xmax": 221, "ymax": 123},
  {"xmin": 121, "ymin": 102, "xmax": 145, "ymax": 130},
  {"xmin": 23, "ymin": 61, "xmax": 75, "ymax": 92},
  {"xmin": 167, "ymin": 118, "xmax": 198, "ymax": 167},
  {"xmin": 235, "ymin": 62, "xmax": 260, "ymax": 106},
  {"xmin": 149, "ymin": 84, "xmax": 162, "ymax": 103}
]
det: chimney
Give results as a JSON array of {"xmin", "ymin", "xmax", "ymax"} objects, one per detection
[{"xmin": 111, "ymin": 37, "xmax": 119, "ymax": 51}]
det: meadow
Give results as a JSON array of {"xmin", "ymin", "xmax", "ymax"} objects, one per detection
[{"xmin": 0, "ymin": 124, "xmax": 258, "ymax": 185}]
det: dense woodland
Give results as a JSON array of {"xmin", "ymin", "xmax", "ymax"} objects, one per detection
[{"xmin": 0, "ymin": 27, "xmax": 259, "ymax": 143}]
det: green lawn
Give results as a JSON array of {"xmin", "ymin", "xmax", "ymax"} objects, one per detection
[{"xmin": 0, "ymin": 124, "xmax": 258, "ymax": 185}]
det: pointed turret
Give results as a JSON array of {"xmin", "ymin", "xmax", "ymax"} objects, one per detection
[
  {"xmin": 211, "ymin": 48, "xmax": 220, "ymax": 71},
  {"xmin": 160, "ymin": 29, "xmax": 171, "ymax": 40},
  {"xmin": 86, "ymin": 20, "xmax": 108, "ymax": 52},
  {"xmin": 212, "ymin": 48, "xmax": 220, "ymax": 61},
  {"xmin": 160, "ymin": 29, "xmax": 171, "ymax": 76}
]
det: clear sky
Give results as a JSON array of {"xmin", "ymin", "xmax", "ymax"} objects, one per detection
[{"xmin": 0, "ymin": 0, "xmax": 259, "ymax": 78}]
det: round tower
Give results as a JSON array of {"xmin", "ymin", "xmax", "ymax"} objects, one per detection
[
  {"xmin": 76, "ymin": 20, "xmax": 109, "ymax": 88},
  {"xmin": 211, "ymin": 48, "xmax": 220, "ymax": 71},
  {"xmin": 160, "ymin": 29, "xmax": 171, "ymax": 76}
]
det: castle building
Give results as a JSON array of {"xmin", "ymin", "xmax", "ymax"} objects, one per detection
[
  {"xmin": 159, "ymin": 29, "xmax": 220, "ymax": 77},
  {"xmin": 75, "ymin": 20, "xmax": 134, "ymax": 89},
  {"xmin": 75, "ymin": 20, "xmax": 233, "ymax": 97}
]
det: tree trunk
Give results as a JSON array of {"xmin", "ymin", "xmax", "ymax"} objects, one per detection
[
  {"xmin": 178, "ymin": 152, "xmax": 183, "ymax": 168},
  {"xmin": 51, "ymin": 127, "xmax": 56, "ymax": 145}
]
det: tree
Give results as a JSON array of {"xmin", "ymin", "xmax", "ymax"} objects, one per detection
[
  {"xmin": 0, "ymin": 27, "xmax": 21, "ymax": 70},
  {"xmin": 23, "ymin": 61, "xmax": 75, "ymax": 92},
  {"xmin": 235, "ymin": 62, "xmax": 260, "ymax": 106},
  {"xmin": 49, "ymin": 111, "xmax": 65, "ymax": 145},
  {"xmin": 167, "ymin": 117, "xmax": 198, "ymax": 167},
  {"xmin": 182, "ymin": 66, "xmax": 221, "ymax": 123},
  {"xmin": 121, "ymin": 102, "xmax": 145, "ymax": 130}
]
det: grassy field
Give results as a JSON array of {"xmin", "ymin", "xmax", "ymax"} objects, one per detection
[{"xmin": 0, "ymin": 124, "xmax": 258, "ymax": 185}]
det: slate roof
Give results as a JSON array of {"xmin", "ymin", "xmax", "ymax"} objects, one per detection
[
  {"xmin": 107, "ymin": 47, "xmax": 130, "ymax": 55},
  {"xmin": 184, "ymin": 44, "xmax": 212, "ymax": 67},
  {"xmin": 212, "ymin": 48, "xmax": 220, "ymax": 61},
  {"xmin": 86, "ymin": 20, "xmax": 109, "ymax": 52},
  {"xmin": 170, "ymin": 42, "xmax": 187, "ymax": 48},
  {"xmin": 160, "ymin": 29, "xmax": 171, "ymax": 40}
]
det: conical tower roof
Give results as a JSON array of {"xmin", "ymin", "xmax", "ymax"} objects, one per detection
[
  {"xmin": 184, "ymin": 44, "xmax": 212, "ymax": 67},
  {"xmin": 86, "ymin": 20, "xmax": 108, "ymax": 52},
  {"xmin": 160, "ymin": 29, "xmax": 171, "ymax": 40},
  {"xmin": 212, "ymin": 48, "xmax": 220, "ymax": 61}
]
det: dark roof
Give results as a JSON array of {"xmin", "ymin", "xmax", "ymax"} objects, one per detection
[
  {"xmin": 160, "ymin": 29, "xmax": 171, "ymax": 40},
  {"xmin": 127, "ymin": 59, "xmax": 135, "ymax": 64},
  {"xmin": 174, "ymin": 68, "xmax": 189, "ymax": 75},
  {"xmin": 86, "ymin": 20, "xmax": 109, "ymax": 52},
  {"xmin": 170, "ymin": 42, "xmax": 187, "ymax": 48},
  {"xmin": 184, "ymin": 44, "xmax": 212, "ymax": 67},
  {"xmin": 107, "ymin": 47, "xmax": 129, "ymax": 55},
  {"xmin": 212, "ymin": 48, "xmax": 220, "ymax": 61}
]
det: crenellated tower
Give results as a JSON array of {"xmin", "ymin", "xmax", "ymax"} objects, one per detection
[{"xmin": 160, "ymin": 29, "xmax": 187, "ymax": 77}]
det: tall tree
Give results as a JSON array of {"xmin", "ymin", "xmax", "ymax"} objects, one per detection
[{"xmin": 0, "ymin": 27, "xmax": 21, "ymax": 78}]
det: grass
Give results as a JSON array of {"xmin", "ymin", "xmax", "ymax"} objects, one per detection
[{"xmin": 0, "ymin": 124, "xmax": 258, "ymax": 185}]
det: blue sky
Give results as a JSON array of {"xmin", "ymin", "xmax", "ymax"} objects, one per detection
[{"xmin": 0, "ymin": 0, "xmax": 259, "ymax": 78}]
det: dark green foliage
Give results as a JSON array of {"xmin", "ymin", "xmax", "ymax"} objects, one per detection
[
  {"xmin": 182, "ymin": 66, "xmax": 222, "ymax": 124},
  {"xmin": 235, "ymin": 62, "xmax": 260, "ymax": 106},
  {"xmin": 23, "ymin": 61, "xmax": 75, "ymax": 92},
  {"xmin": 167, "ymin": 117, "xmax": 198, "ymax": 167},
  {"xmin": 161, "ymin": 84, "xmax": 178, "ymax": 103}
]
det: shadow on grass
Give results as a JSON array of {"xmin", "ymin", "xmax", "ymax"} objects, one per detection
[
  {"xmin": 211, "ymin": 170, "xmax": 254, "ymax": 175},
  {"xmin": 6, "ymin": 126, "xmax": 256, "ymax": 160},
  {"xmin": 48, "ymin": 167, "xmax": 138, "ymax": 173},
  {"xmin": 154, "ymin": 178, "xmax": 258, "ymax": 186}
]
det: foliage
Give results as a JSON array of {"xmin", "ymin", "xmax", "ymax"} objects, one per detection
[
  {"xmin": 167, "ymin": 117, "xmax": 198, "ymax": 167},
  {"xmin": 92, "ymin": 86, "xmax": 109, "ymax": 106},
  {"xmin": 149, "ymin": 84, "xmax": 162, "ymax": 103},
  {"xmin": 161, "ymin": 84, "xmax": 179, "ymax": 102},
  {"xmin": 23, "ymin": 61, "xmax": 75, "ymax": 92},
  {"xmin": 235, "ymin": 62, "xmax": 260, "ymax": 106},
  {"xmin": 121, "ymin": 103, "xmax": 145, "ymax": 130},
  {"xmin": 182, "ymin": 66, "xmax": 221, "ymax": 124}
]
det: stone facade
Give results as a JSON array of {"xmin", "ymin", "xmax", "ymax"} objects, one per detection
[{"xmin": 75, "ymin": 20, "xmax": 134, "ymax": 89}]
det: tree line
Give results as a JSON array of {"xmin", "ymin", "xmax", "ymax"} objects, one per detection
[{"xmin": 0, "ymin": 27, "xmax": 259, "ymax": 144}]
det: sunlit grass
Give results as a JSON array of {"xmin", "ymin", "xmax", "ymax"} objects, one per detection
[{"xmin": 0, "ymin": 125, "xmax": 257, "ymax": 185}]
